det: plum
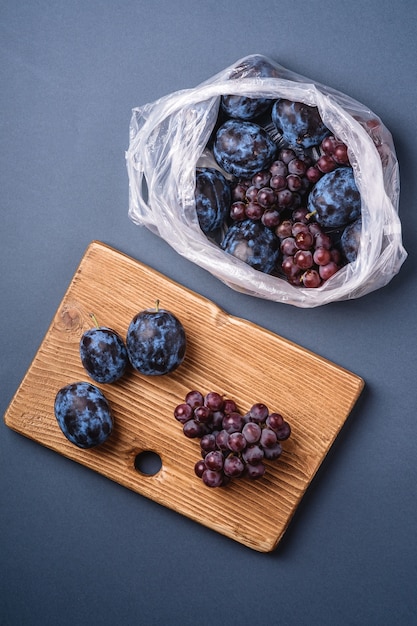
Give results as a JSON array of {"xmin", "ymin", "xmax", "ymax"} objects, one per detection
[
  {"xmin": 213, "ymin": 120, "xmax": 276, "ymax": 179},
  {"xmin": 194, "ymin": 167, "xmax": 231, "ymax": 234},
  {"xmin": 54, "ymin": 382, "xmax": 113, "ymax": 448},
  {"xmin": 221, "ymin": 95, "xmax": 272, "ymax": 121},
  {"xmin": 307, "ymin": 167, "xmax": 361, "ymax": 228},
  {"xmin": 272, "ymin": 99, "xmax": 330, "ymax": 149},
  {"xmin": 80, "ymin": 318, "xmax": 128, "ymax": 383},
  {"xmin": 341, "ymin": 217, "xmax": 362, "ymax": 262},
  {"xmin": 221, "ymin": 219, "xmax": 280, "ymax": 274},
  {"xmin": 126, "ymin": 302, "xmax": 186, "ymax": 375},
  {"xmin": 228, "ymin": 54, "xmax": 283, "ymax": 81},
  {"xmin": 222, "ymin": 56, "xmax": 281, "ymax": 120}
]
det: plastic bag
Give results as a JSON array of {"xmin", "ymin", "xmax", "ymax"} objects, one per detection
[{"xmin": 126, "ymin": 54, "xmax": 407, "ymax": 308}]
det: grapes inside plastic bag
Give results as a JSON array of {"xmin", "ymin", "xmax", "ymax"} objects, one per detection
[{"xmin": 126, "ymin": 54, "xmax": 407, "ymax": 308}]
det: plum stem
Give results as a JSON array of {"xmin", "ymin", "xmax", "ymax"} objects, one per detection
[
  {"xmin": 155, "ymin": 299, "xmax": 160, "ymax": 312},
  {"xmin": 89, "ymin": 313, "xmax": 100, "ymax": 328}
]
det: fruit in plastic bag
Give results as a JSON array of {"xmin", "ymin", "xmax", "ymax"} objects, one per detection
[
  {"xmin": 126, "ymin": 54, "xmax": 407, "ymax": 306},
  {"xmin": 307, "ymin": 167, "xmax": 361, "ymax": 228},
  {"xmin": 221, "ymin": 95, "xmax": 272, "ymax": 121},
  {"xmin": 221, "ymin": 219, "xmax": 280, "ymax": 274},
  {"xmin": 213, "ymin": 119, "xmax": 276, "ymax": 178},
  {"xmin": 219, "ymin": 55, "xmax": 281, "ymax": 123},
  {"xmin": 227, "ymin": 54, "xmax": 283, "ymax": 80},
  {"xmin": 194, "ymin": 167, "xmax": 231, "ymax": 235},
  {"xmin": 272, "ymin": 99, "xmax": 330, "ymax": 149},
  {"xmin": 341, "ymin": 217, "xmax": 362, "ymax": 263}
]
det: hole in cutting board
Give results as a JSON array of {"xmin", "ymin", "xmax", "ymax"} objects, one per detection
[{"xmin": 134, "ymin": 451, "xmax": 162, "ymax": 476}]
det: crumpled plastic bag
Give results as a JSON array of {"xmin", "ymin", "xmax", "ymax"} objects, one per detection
[{"xmin": 126, "ymin": 54, "xmax": 407, "ymax": 308}]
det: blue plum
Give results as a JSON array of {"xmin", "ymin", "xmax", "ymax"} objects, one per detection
[
  {"xmin": 194, "ymin": 167, "xmax": 231, "ymax": 234},
  {"xmin": 341, "ymin": 217, "xmax": 362, "ymax": 262},
  {"xmin": 213, "ymin": 120, "xmax": 276, "ymax": 179},
  {"xmin": 221, "ymin": 219, "xmax": 280, "ymax": 274},
  {"xmin": 307, "ymin": 167, "xmax": 361, "ymax": 228},
  {"xmin": 221, "ymin": 95, "xmax": 272, "ymax": 121},
  {"xmin": 126, "ymin": 303, "xmax": 186, "ymax": 375},
  {"xmin": 271, "ymin": 99, "xmax": 330, "ymax": 149},
  {"xmin": 228, "ymin": 55, "xmax": 283, "ymax": 81},
  {"xmin": 80, "ymin": 325, "xmax": 128, "ymax": 383},
  {"xmin": 222, "ymin": 55, "xmax": 281, "ymax": 119},
  {"xmin": 54, "ymin": 382, "xmax": 113, "ymax": 448}
]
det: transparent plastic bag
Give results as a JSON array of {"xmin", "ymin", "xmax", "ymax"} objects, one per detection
[{"xmin": 126, "ymin": 54, "xmax": 407, "ymax": 307}]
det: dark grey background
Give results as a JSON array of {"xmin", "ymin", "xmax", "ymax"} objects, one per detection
[{"xmin": 1, "ymin": 1, "xmax": 416, "ymax": 624}]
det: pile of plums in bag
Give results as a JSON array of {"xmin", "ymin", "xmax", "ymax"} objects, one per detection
[
  {"xmin": 194, "ymin": 60, "xmax": 363, "ymax": 287},
  {"xmin": 174, "ymin": 390, "xmax": 291, "ymax": 488}
]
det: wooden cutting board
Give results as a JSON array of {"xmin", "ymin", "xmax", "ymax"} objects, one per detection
[{"xmin": 4, "ymin": 241, "xmax": 364, "ymax": 552}]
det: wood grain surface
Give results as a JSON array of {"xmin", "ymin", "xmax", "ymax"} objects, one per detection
[{"xmin": 4, "ymin": 241, "xmax": 364, "ymax": 551}]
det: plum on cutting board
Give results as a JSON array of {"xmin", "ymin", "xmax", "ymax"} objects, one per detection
[
  {"xmin": 80, "ymin": 318, "xmax": 128, "ymax": 384},
  {"xmin": 126, "ymin": 302, "xmax": 186, "ymax": 376},
  {"xmin": 54, "ymin": 382, "xmax": 113, "ymax": 449}
]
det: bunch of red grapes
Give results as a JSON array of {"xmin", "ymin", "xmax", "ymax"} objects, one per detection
[
  {"xmin": 228, "ymin": 136, "xmax": 351, "ymax": 288},
  {"xmin": 174, "ymin": 390, "xmax": 291, "ymax": 488}
]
